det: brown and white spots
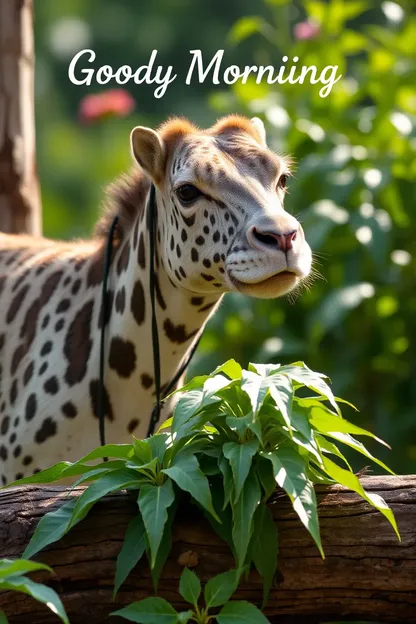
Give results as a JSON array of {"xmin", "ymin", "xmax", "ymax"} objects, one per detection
[
  {"xmin": 56, "ymin": 299, "xmax": 71, "ymax": 313},
  {"xmin": 62, "ymin": 402, "xmax": 77, "ymax": 419},
  {"xmin": 35, "ymin": 417, "xmax": 57, "ymax": 444},
  {"xmin": 89, "ymin": 379, "xmax": 114, "ymax": 422},
  {"xmin": 127, "ymin": 418, "xmax": 140, "ymax": 434},
  {"xmin": 6, "ymin": 285, "xmax": 30, "ymax": 324},
  {"xmin": 109, "ymin": 337, "xmax": 136, "ymax": 378},
  {"xmin": 23, "ymin": 362, "xmax": 34, "ymax": 386},
  {"xmin": 64, "ymin": 300, "xmax": 94, "ymax": 386},
  {"xmin": 25, "ymin": 394, "xmax": 37, "ymax": 421},
  {"xmin": 138, "ymin": 232, "xmax": 146, "ymax": 269},
  {"xmin": 44, "ymin": 376, "xmax": 59, "ymax": 395},
  {"xmin": 164, "ymin": 319, "xmax": 198, "ymax": 345},
  {"xmin": 117, "ymin": 242, "xmax": 130, "ymax": 275},
  {"xmin": 141, "ymin": 373, "xmax": 153, "ymax": 389},
  {"xmin": 71, "ymin": 279, "xmax": 81, "ymax": 296},
  {"xmin": 131, "ymin": 280, "xmax": 146, "ymax": 326}
]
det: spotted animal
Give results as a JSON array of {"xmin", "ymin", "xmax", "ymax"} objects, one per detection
[{"xmin": 0, "ymin": 115, "xmax": 312, "ymax": 484}]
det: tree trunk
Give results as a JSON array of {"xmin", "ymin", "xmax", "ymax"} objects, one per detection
[
  {"xmin": 0, "ymin": 0, "xmax": 41, "ymax": 235},
  {"xmin": 0, "ymin": 475, "xmax": 415, "ymax": 623}
]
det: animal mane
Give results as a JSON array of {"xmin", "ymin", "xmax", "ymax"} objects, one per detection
[{"xmin": 94, "ymin": 115, "xmax": 263, "ymax": 243}]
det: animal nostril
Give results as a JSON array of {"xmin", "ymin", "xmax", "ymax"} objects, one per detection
[
  {"xmin": 250, "ymin": 227, "xmax": 297, "ymax": 252},
  {"xmin": 252, "ymin": 228, "xmax": 277, "ymax": 248}
]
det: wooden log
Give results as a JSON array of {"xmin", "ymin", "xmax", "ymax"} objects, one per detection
[
  {"xmin": 0, "ymin": 0, "xmax": 41, "ymax": 235},
  {"xmin": 0, "ymin": 475, "xmax": 415, "ymax": 623}
]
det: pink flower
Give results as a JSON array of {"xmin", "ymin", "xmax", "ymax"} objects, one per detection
[
  {"xmin": 79, "ymin": 89, "xmax": 135, "ymax": 124},
  {"xmin": 293, "ymin": 20, "xmax": 320, "ymax": 41}
]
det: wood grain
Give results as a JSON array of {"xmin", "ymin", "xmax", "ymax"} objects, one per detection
[{"xmin": 0, "ymin": 476, "xmax": 415, "ymax": 623}]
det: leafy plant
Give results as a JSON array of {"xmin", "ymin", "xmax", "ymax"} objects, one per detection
[
  {"xmin": 4, "ymin": 360, "xmax": 398, "ymax": 615},
  {"xmin": 0, "ymin": 559, "xmax": 69, "ymax": 623},
  {"xmin": 112, "ymin": 568, "xmax": 270, "ymax": 623}
]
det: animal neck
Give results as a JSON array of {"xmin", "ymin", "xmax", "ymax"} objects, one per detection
[{"xmin": 107, "ymin": 185, "xmax": 222, "ymax": 402}]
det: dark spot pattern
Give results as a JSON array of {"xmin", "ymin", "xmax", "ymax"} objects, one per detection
[
  {"xmin": 109, "ymin": 337, "xmax": 136, "ymax": 378},
  {"xmin": 56, "ymin": 299, "xmax": 70, "ymax": 313},
  {"xmin": 131, "ymin": 280, "xmax": 145, "ymax": 326},
  {"xmin": 25, "ymin": 394, "xmax": 37, "ymax": 421},
  {"xmin": 141, "ymin": 373, "xmax": 153, "ymax": 389},
  {"xmin": 35, "ymin": 417, "xmax": 57, "ymax": 444},
  {"xmin": 138, "ymin": 233, "xmax": 146, "ymax": 269},
  {"xmin": 62, "ymin": 402, "xmax": 77, "ymax": 419},
  {"xmin": 1, "ymin": 416, "xmax": 10, "ymax": 436},
  {"xmin": 164, "ymin": 319, "xmax": 198, "ymax": 345},
  {"xmin": 115, "ymin": 287, "xmax": 126, "ymax": 314},
  {"xmin": 44, "ymin": 377, "xmax": 59, "ymax": 395},
  {"xmin": 127, "ymin": 418, "xmax": 140, "ymax": 434},
  {"xmin": 64, "ymin": 301, "xmax": 94, "ymax": 386},
  {"xmin": 6, "ymin": 285, "xmax": 30, "ymax": 324},
  {"xmin": 89, "ymin": 380, "xmax": 114, "ymax": 422}
]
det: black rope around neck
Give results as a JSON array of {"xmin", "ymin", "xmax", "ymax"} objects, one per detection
[{"xmin": 98, "ymin": 183, "xmax": 202, "ymax": 447}]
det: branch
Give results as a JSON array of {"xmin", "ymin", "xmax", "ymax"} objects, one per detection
[
  {"xmin": 0, "ymin": 0, "xmax": 41, "ymax": 235},
  {"xmin": 0, "ymin": 475, "xmax": 415, "ymax": 623}
]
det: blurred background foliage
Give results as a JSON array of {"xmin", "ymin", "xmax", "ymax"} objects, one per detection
[{"xmin": 34, "ymin": 0, "xmax": 415, "ymax": 479}]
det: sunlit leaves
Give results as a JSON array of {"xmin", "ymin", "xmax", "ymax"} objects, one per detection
[{"xmin": 0, "ymin": 559, "xmax": 69, "ymax": 624}]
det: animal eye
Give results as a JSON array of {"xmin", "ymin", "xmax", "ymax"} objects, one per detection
[
  {"xmin": 175, "ymin": 184, "xmax": 202, "ymax": 205},
  {"xmin": 278, "ymin": 174, "xmax": 288, "ymax": 190}
]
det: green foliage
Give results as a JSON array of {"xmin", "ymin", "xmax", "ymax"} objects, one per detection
[
  {"xmin": 0, "ymin": 559, "xmax": 69, "ymax": 623},
  {"xmin": 5, "ymin": 360, "xmax": 398, "ymax": 621},
  {"xmin": 112, "ymin": 568, "xmax": 265, "ymax": 624}
]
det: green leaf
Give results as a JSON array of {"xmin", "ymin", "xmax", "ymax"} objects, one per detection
[
  {"xmin": 0, "ymin": 559, "xmax": 52, "ymax": 578},
  {"xmin": 162, "ymin": 454, "xmax": 219, "ymax": 522},
  {"xmin": 1, "ymin": 577, "xmax": 69, "ymax": 624},
  {"xmin": 68, "ymin": 469, "xmax": 141, "ymax": 528},
  {"xmin": 323, "ymin": 431, "xmax": 395, "ymax": 474},
  {"xmin": 267, "ymin": 373, "xmax": 294, "ymax": 434},
  {"xmin": 262, "ymin": 449, "xmax": 323, "ymax": 556},
  {"xmin": 133, "ymin": 440, "xmax": 153, "ymax": 464},
  {"xmin": 229, "ymin": 16, "xmax": 266, "ymax": 44},
  {"xmin": 255, "ymin": 457, "xmax": 276, "ymax": 501},
  {"xmin": 232, "ymin": 471, "xmax": 261, "ymax": 570},
  {"xmin": 4, "ymin": 462, "xmax": 94, "ymax": 487},
  {"xmin": 217, "ymin": 600, "xmax": 270, "ymax": 623},
  {"xmin": 251, "ymin": 503, "xmax": 278, "ymax": 607},
  {"xmin": 177, "ymin": 612, "xmax": 194, "ymax": 624},
  {"xmin": 179, "ymin": 568, "xmax": 201, "ymax": 606},
  {"xmin": 23, "ymin": 498, "xmax": 78, "ymax": 559},
  {"xmin": 315, "ymin": 435, "xmax": 352, "ymax": 470},
  {"xmin": 138, "ymin": 480, "xmax": 175, "ymax": 567},
  {"xmin": 111, "ymin": 597, "xmax": 179, "ymax": 623},
  {"xmin": 240, "ymin": 371, "xmax": 269, "ymax": 419},
  {"xmin": 223, "ymin": 439, "xmax": 259, "ymax": 502},
  {"xmin": 218, "ymin": 455, "xmax": 234, "ymax": 509},
  {"xmin": 0, "ymin": 610, "xmax": 7, "ymax": 623},
  {"xmin": 79, "ymin": 444, "xmax": 133, "ymax": 463},
  {"xmin": 150, "ymin": 503, "xmax": 176, "ymax": 591},
  {"xmin": 321, "ymin": 456, "xmax": 400, "ymax": 539},
  {"xmin": 280, "ymin": 364, "xmax": 339, "ymax": 414},
  {"xmin": 303, "ymin": 400, "xmax": 390, "ymax": 447},
  {"xmin": 172, "ymin": 390, "xmax": 205, "ymax": 434},
  {"xmin": 211, "ymin": 359, "xmax": 243, "ymax": 380},
  {"xmin": 204, "ymin": 570, "xmax": 237, "ymax": 608},
  {"xmin": 148, "ymin": 434, "xmax": 170, "ymax": 463},
  {"xmin": 114, "ymin": 514, "xmax": 147, "ymax": 597}
]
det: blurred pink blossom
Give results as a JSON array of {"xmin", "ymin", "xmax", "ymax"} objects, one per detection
[
  {"xmin": 293, "ymin": 20, "xmax": 320, "ymax": 41},
  {"xmin": 79, "ymin": 89, "xmax": 135, "ymax": 124}
]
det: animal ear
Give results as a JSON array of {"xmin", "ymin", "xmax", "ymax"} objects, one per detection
[
  {"xmin": 250, "ymin": 117, "xmax": 267, "ymax": 146},
  {"xmin": 130, "ymin": 126, "xmax": 166, "ymax": 182}
]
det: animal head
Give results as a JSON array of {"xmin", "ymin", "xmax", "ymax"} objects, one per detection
[{"xmin": 130, "ymin": 115, "xmax": 312, "ymax": 299}]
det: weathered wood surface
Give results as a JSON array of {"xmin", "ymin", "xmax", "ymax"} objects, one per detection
[
  {"xmin": 0, "ymin": 475, "xmax": 415, "ymax": 623},
  {"xmin": 0, "ymin": 0, "xmax": 41, "ymax": 235}
]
